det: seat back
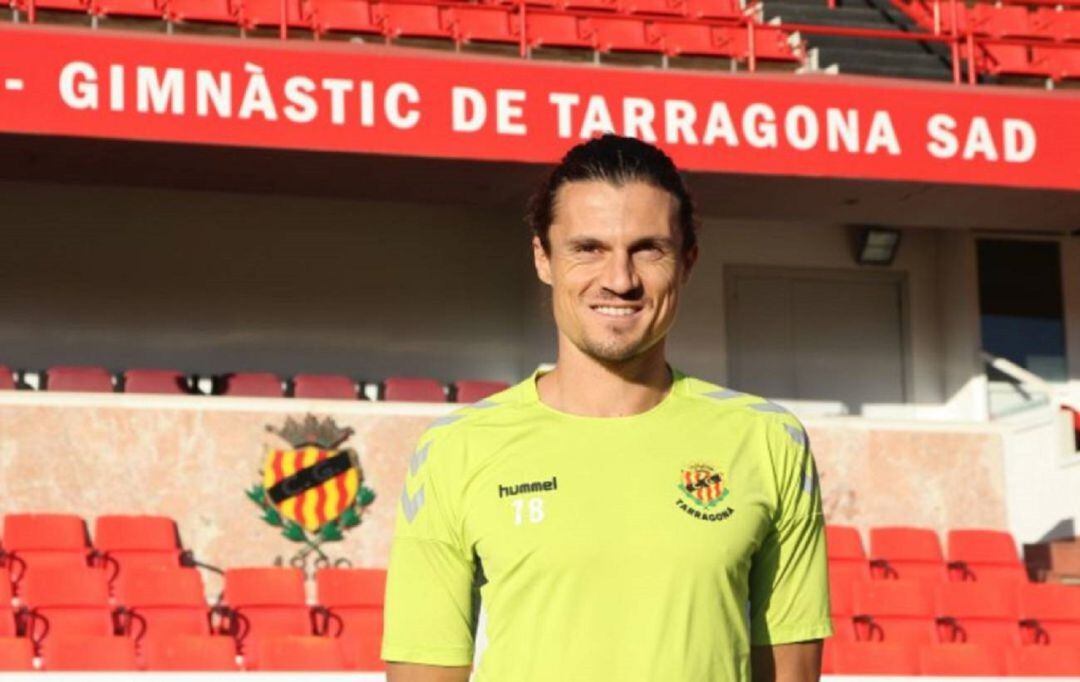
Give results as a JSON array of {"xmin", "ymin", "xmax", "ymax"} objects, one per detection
[
  {"xmin": 220, "ymin": 373, "xmax": 283, "ymax": 397},
  {"xmin": 116, "ymin": 568, "xmax": 210, "ymax": 640},
  {"xmin": 383, "ymin": 377, "xmax": 446, "ymax": 402},
  {"xmin": 936, "ymin": 581, "xmax": 1021, "ymax": 646},
  {"xmin": 453, "ymin": 380, "xmax": 510, "ymax": 403},
  {"xmin": 0, "ymin": 580, "xmax": 15, "ymax": 637},
  {"xmin": 1019, "ymin": 582, "xmax": 1080, "ymax": 646},
  {"xmin": 947, "ymin": 529, "xmax": 1025, "ymax": 582},
  {"xmin": 95, "ymin": 515, "xmax": 180, "ymax": 552},
  {"xmin": 253, "ymin": 635, "xmax": 348, "ymax": 671},
  {"xmin": 919, "ymin": 643, "xmax": 1006, "ymax": 676},
  {"xmin": 41, "ymin": 634, "xmax": 139, "ymax": 670},
  {"xmin": 4, "ymin": 514, "xmax": 89, "ymax": 553},
  {"xmin": 315, "ymin": 568, "xmax": 386, "ymax": 609},
  {"xmin": 852, "ymin": 580, "xmax": 937, "ymax": 644},
  {"xmin": 831, "ymin": 641, "xmax": 919, "ymax": 675},
  {"xmin": 826, "ymin": 525, "xmax": 866, "ymax": 562},
  {"xmin": 224, "ymin": 567, "xmax": 311, "ymax": 655},
  {"xmin": 1007, "ymin": 645, "xmax": 1080, "ymax": 676},
  {"xmin": 143, "ymin": 634, "xmax": 239, "ymax": 671},
  {"xmin": 123, "ymin": 369, "xmax": 188, "ymax": 395},
  {"xmin": 46, "ymin": 366, "xmax": 114, "ymax": 392},
  {"xmin": 0, "ymin": 637, "xmax": 35, "ymax": 670},
  {"xmin": 293, "ymin": 374, "xmax": 357, "ymax": 400},
  {"xmin": 869, "ymin": 526, "xmax": 945, "ymax": 583},
  {"xmin": 21, "ymin": 567, "xmax": 115, "ymax": 642}
]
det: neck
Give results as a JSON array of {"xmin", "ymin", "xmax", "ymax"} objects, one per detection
[{"xmin": 537, "ymin": 337, "xmax": 674, "ymax": 418}]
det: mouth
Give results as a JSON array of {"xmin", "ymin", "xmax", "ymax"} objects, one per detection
[{"xmin": 589, "ymin": 304, "xmax": 644, "ymax": 319}]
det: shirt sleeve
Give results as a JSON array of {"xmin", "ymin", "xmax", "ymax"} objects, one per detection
[
  {"xmin": 382, "ymin": 424, "xmax": 476, "ymax": 667},
  {"xmin": 748, "ymin": 416, "xmax": 833, "ymax": 646}
]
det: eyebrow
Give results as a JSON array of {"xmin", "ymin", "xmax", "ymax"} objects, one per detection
[{"xmin": 565, "ymin": 236, "xmax": 677, "ymax": 250}]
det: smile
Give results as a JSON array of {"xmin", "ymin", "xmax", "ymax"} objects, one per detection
[{"xmin": 590, "ymin": 305, "xmax": 643, "ymax": 318}]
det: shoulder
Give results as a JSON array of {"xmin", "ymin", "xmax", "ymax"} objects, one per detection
[{"xmin": 676, "ymin": 372, "xmax": 808, "ymax": 451}]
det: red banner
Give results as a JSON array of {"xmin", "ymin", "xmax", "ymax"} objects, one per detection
[{"xmin": 0, "ymin": 23, "xmax": 1077, "ymax": 190}]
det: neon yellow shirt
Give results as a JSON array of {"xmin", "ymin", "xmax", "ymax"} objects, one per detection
[{"xmin": 382, "ymin": 368, "xmax": 831, "ymax": 681}]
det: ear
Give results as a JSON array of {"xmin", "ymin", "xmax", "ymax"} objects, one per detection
[
  {"xmin": 533, "ymin": 235, "xmax": 553, "ymax": 286},
  {"xmin": 681, "ymin": 244, "xmax": 699, "ymax": 284}
]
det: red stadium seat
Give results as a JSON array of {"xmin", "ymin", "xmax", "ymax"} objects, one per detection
[
  {"xmin": 309, "ymin": 0, "xmax": 380, "ymax": 35},
  {"xmin": 11, "ymin": 0, "xmax": 88, "ymax": 14},
  {"xmin": 220, "ymin": 373, "xmax": 284, "ymax": 397},
  {"xmin": 41, "ymin": 634, "xmax": 139, "ymax": 671},
  {"xmin": 20, "ymin": 567, "xmax": 115, "ymax": 649},
  {"xmin": 315, "ymin": 568, "xmax": 386, "ymax": 670},
  {"xmin": 620, "ymin": 0, "xmax": 686, "ymax": 17},
  {"xmin": 292, "ymin": 374, "xmax": 357, "ymax": 400},
  {"xmin": 46, "ymin": 366, "xmax": 114, "ymax": 393},
  {"xmin": 1019, "ymin": 582, "xmax": 1080, "ymax": 646},
  {"xmin": 684, "ymin": 0, "xmax": 741, "ymax": 20},
  {"xmin": 968, "ymin": 3, "xmax": 1034, "ymax": 37},
  {"xmin": 449, "ymin": 5, "xmax": 520, "ymax": 46},
  {"xmin": 143, "ymin": 634, "xmax": 240, "ymax": 671},
  {"xmin": 253, "ymin": 635, "xmax": 348, "ymax": 670},
  {"xmin": 0, "ymin": 366, "xmax": 13, "ymax": 390},
  {"xmin": 3, "ymin": 514, "xmax": 92, "ymax": 587},
  {"xmin": 563, "ymin": 0, "xmax": 617, "ymax": 10},
  {"xmin": 0, "ymin": 580, "xmax": 15, "ymax": 637},
  {"xmin": 114, "ymin": 568, "xmax": 211, "ymax": 642},
  {"xmin": 123, "ymin": 369, "xmax": 188, "ymax": 395},
  {"xmin": 166, "ymin": 0, "xmax": 239, "ymax": 23},
  {"xmin": 919, "ymin": 643, "xmax": 1006, "ymax": 676},
  {"xmin": 827, "ymin": 525, "xmax": 866, "ymax": 563},
  {"xmin": 527, "ymin": 12, "xmax": 594, "ymax": 49},
  {"xmin": 589, "ymin": 16, "xmax": 663, "ymax": 53},
  {"xmin": 852, "ymin": 579, "xmax": 939, "ymax": 644},
  {"xmin": 869, "ymin": 526, "xmax": 946, "ymax": 584},
  {"xmin": 222, "ymin": 568, "xmax": 314, "ymax": 660},
  {"xmin": 1040, "ymin": 47, "xmax": 1080, "ymax": 82},
  {"xmin": 382, "ymin": 377, "xmax": 446, "ymax": 402},
  {"xmin": 1007, "ymin": 645, "xmax": 1080, "ymax": 677},
  {"xmin": 0, "ymin": 637, "xmax": 34, "ymax": 671},
  {"xmin": 238, "ymin": 0, "xmax": 309, "ymax": 29},
  {"xmin": 980, "ymin": 44, "xmax": 1055, "ymax": 79},
  {"xmin": 935, "ymin": 581, "xmax": 1021, "ymax": 646},
  {"xmin": 454, "ymin": 380, "xmax": 510, "ymax": 403},
  {"xmin": 946, "ymin": 529, "xmax": 1025, "ymax": 584},
  {"xmin": 376, "ymin": 2, "xmax": 453, "ymax": 41},
  {"xmin": 1032, "ymin": 8, "xmax": 1080, "ymax": 41},
  {"xmin": 655, "ymin": 23, "xmax": 738, "ymax": 57},
  {"xmin": 94, "ymin": 515, "xmax": 184, "ymax": 574},
  {"xmin": 90, "ymin": 0, "xmax": 162, "ymax": 18},
  {"xmin": 828, "ymin": 566, "xmax": 861, "ymax": 641},
  {"xmin": 830, "ymin": 641, "xmax": 920, "ymax": 675}
]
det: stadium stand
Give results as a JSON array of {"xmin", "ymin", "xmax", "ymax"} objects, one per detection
[
  {"xmin": 45, "ymin": 366, "xmax": 114, "ymax": 393},
  {"xmin": 851, "ymin": 579, "xmax": 939, "ymax": 644},
  {"xmin": 40, "ymin": 634, "xmax": 140, "ymax": 670},
  {"xmin": 218, "ymin": 373, "xmax": 285, "ymax": 398},
  {"xmin": 292, "ymin": 373, "xmax": 359, "ymax": 400},
  {"xmin": 142, "ymin": 634, "xmax": 241, "ymax": 671},
  {"xmin": 382, "ymin": 376, "xmax": 447, "ymax": 402},
  {"xmin": 252, "ymin": 635, "xmax": 349, "ymax": 671},
  {"xmin": 94, "ymin": 515, "xmax": 186, "ymax": 575},
  {"xmin": 220, "ymin": 567, "xmax": 315, "ymax": 662},
  {"xmin": 114, "ymin": 567, "xmax": 214, "ymax": 644},
  {"xmin": 309, "ymin": 0, "xmax": 381, "ymax": 36},
  {"xmin": 454, "ymin": 379, "xmax": 511, "ymax": 402},
  {"xmin": 1, "ymin": 514, "xmax": 92, "ymax": 587},
  {"xmin": 947, "ymin": 528, "xmax": 1027, "ymax": 583},
  {"xmin": 315, "ymin": 567, "xmax": 386, "ymax": 671},
  {"xmin": 869, "ymin": 526, "xmax": 948, "ymax": 583},
  {"xmin": 0, "ymin": 637, "xmax": 34, "ymax": 671},
  {"xmin": 830, "ymin": 640, "xmax": 921, "ymax": 675},
  {"xmin": 122, "ymin": 369, "xmax": 189, "ymax": 395}
]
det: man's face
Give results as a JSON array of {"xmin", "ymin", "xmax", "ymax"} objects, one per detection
[{"xmin": 533, "ymin": 179, "xmax": 697, "ymax": 364}]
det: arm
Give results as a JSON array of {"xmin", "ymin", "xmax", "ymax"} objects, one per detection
[
  {"xmin": 386, "ymin": 663, "xmax": 472, "ymax": 682},
  {"xmin": 751, "ymin": 640, "xmax": 824, "ymax": 682}
]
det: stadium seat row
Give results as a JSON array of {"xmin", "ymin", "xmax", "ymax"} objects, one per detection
[
  {"xmin": 823, "ymin": 640, "xmax": 1080, "ymax": 676},
  {"xmin": 0, "ymin": 364, "xmax": 509, "ymax": 402},
  {"xmin": 908, "ymin": 1, "xmax": 1080, "ymax": 42},
  {"xmin": 4, "ymin": 0, "xmax": 801, "ymax": 61},
  {"xmin": 827, "ymin": 525, "xmax": 1032, "ymax": 584}
]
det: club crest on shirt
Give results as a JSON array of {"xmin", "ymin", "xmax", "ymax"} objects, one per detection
[{"xmin": 675, "ymin": 464, "xmax": 734, "ymax": 522}]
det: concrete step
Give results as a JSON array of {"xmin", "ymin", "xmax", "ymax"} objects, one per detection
[
  {"xmin": 816, "ymin": 45, "xmax": 951, "ymax": 70},
  {"xmin": 763, "ymin": 2, "xmax": 913, "ymax": 26},
  {"xmin": 831, "ymin": 60, "xmax": 955, "ymax": 80},
  {"xmin": 805, "ymin": 33, "xmax": 947, "ymax": 56}
]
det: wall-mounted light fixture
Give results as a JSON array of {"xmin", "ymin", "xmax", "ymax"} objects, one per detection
[{"xmin": 854, "ymin": 227, "xmax": 901, "ymax": 266}]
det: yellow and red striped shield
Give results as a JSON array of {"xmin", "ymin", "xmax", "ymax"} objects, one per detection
[
  {"xmin": 681, "ymin": 465, "xmax": 725, "ymax": 507},
  {"xmin": 262, "ymin": 446, "xmax": 361, "ymax": 531}
]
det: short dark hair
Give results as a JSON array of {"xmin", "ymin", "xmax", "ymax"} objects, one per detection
[{"xmin": 527, "ymin": 134, "xmax": 697, "ymax": 255}]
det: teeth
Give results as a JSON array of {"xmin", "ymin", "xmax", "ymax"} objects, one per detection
[{"xmin": 594, "ymin": 306, "xmax": 637, "ymax": 317}]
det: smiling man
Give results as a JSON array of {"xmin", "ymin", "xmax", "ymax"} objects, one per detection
[{"xmin": 382, "ymin": 134, "xmax": 831, "ymax": 682}]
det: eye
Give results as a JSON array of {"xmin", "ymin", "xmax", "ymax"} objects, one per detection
[{"xmin": 574, "ymin": 243, "xmax": 601, "ymax": 254}]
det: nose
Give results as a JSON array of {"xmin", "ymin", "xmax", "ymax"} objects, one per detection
[{"xmin": 599, "ymin": 249, "xmax": 642, "ymax": 297}]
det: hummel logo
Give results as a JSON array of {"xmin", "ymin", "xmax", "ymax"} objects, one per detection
[
  {"xmin": 401, "ymin": 485, "xmax": 426, "ymax": 522},
  {"xmin": 498, "ymin": 476, "xmax": 558, "ymax": 498}
]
